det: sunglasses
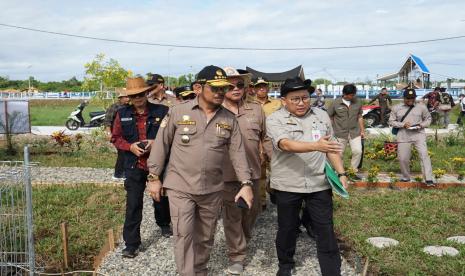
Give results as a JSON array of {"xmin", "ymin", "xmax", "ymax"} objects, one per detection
[
  {"xmin": 204, "ymin": 84, "xmax": 230, "ymax": 94},
  {"xmin": 129, "ymin": 92, "xmax": 147, "ymax": 99},
  {"xmin": 231, "ymin": 82, "xmax": 245, "ymax": 90}
]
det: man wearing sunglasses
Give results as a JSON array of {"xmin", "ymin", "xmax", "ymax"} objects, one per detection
[
  {"xmin": 147, "ymin": 66, "xmax": 253, "ymax": 276},
  {"xmin": 111, "ymin": 77, "xmax": 171, "ymax": 258},
  {"xmin": 147, "ymin": 73, "xmax": 177, "ymax": 107},
  {"xmin": 267, "ymin": 77, "xmax": 347, "ymax": 276},
  {"xmin": 220, "ymin": 67, "xmax": 268, "ymax": 275}
]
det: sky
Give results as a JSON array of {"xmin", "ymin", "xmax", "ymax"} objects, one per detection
[{"xmin": 1, "ymin": 0, "xmax": 465, "ymax": 82}]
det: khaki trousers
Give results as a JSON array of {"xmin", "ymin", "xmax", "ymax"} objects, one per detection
[
  {"xmin": 166, "ymin": 189, "xmax": 222, "ymax": 276},
  {"xmin": 222, "ymin": 180, "xmax": 260, "ymax": 263},
  {"xmin": 339, "ymin": 136, "xmax": 363, "ymax": 171},
  {"xmin": 397, "ymin": 136, "xmax": 433, "ymax": 181}
]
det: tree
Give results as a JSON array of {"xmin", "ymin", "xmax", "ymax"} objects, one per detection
[
  {"xmin": 82, "ymin": 53, "xmax": 132, "ymax": 92},
  {"xmin": 312, "ymin": 78, "xmax": 332, "ymax": 86}
]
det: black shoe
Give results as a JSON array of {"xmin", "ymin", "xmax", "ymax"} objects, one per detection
[
  {"xmin": 425, "ymin": 180, "xmax": 435, "ymax": 187},
  {"xmin": 122, "ymin": 247, "xmax": 138, "ymax": 258},
  {"xmin": 276, "ymin": 267, "xmax": 293, "ymax": 276},
  {"xmin": 399, "ymin": 178, "xmax": 411, "ymax": 182},
  {"xmin": 161, "ymin": 226, "xmax": 173, "ymax": 237}
]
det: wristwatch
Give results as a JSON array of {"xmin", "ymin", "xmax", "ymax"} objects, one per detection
[
  {"xmin": 337, "ymin": 172, "xmax": 347, "ymax": 178},
  {"xmin": 240, "ymin": 180, "xmax": 253, "ymax": 187},
  {"xmin": 147, "ymin": 173, "xmax": 159, "ymax": 181}
]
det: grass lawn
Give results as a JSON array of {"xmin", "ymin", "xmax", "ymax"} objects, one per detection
[
  {"xmin": 30, "ymin": 100, "xmax": 113, "ymax": 126},
  {"xmin": 334, "ymin": 188, "xmax": 465, "ymax": 275},
  {"xmin": 34, "ymin": 184, "xmax": 125, "ymax": 271}
]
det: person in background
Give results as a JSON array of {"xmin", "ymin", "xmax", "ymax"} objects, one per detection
[
  {"xmin": 457, "ymin": 93, "xmax": 465, "ymax": 126},
  {"xmin": 422, "ymin": 87, "xmax": 440, "ymax": 125},
  {"xmin": 147, "ymin": 74, "xmax": 177, "ymax": 107},
  {"xmin": 105, "ymin": 90, "xmax": 130, "ymax": 180},
  {"xmin": 267, "ymin": 77, "xmax": 347, "ymax": 276},
  {"xmin": 312, "ymin": 88, "xmax": 326, "ymax": 111},
  {"xmin": 173, "ymin": 85, "xmax": 197, "ymax": 103},
  {"xmin": 111, "ymin": 77, "xmax": 171, "ymax": 258},
  {"xmin": 327, "ymin": 84, "xmax": 365, "ymax": 180},
  {"xmin": 388, "ymin": 88, "xmax": 434, "ymax": 186},
  {"xmin": 368, "ymin": 87, "xmax": 392, "ymax": 127},
  {"xmin": 437, "ymin": 87, "xmax": 455, "ymax": 128}
]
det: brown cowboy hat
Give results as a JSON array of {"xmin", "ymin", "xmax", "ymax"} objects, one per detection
[{"xmin": 125, "ymin": 77, "xmax": 155, "ymax": 96}]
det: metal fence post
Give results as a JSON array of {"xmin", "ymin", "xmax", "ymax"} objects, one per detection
[{"xmin": 23, "ymin": 146, "xmax": 35, "ymax": 276}]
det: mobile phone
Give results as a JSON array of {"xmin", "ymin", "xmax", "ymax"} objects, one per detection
[
  {"xmin": 137, "ymin": 141, "xmax": 147, "ymax": 150},
  {"xmin": 236, "ymin": 197, "xmax": 249, "ymax": 209}
]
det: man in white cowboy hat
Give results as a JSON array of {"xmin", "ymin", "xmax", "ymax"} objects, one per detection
[
  {"xmin": 220, "ymin": 66, "xmax": 269, "ymax": 274},
  {"xmin": 147, "ymin": 65, "xmax": 253, "ymax": 276},
  {"xmin": 111, "ymin": 76, "xmax": 172, "ymax": 258},
  {"xmin": 105, "ymin": 89, "xmax": 130, "ymax": 180}
]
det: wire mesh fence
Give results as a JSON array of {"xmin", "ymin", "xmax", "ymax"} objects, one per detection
[{"xmin": 0, "ymin": 147, "xmax": 37, "ymax": 275}]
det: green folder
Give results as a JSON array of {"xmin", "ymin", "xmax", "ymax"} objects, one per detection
[{"xmin": 324, "ymin": 161, "xmax": 349, "ymax": 199}]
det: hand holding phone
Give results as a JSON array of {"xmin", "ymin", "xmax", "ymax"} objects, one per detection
[{"xmin": 236, "ymin": 197, "xmax": 249, "ymax": 209}]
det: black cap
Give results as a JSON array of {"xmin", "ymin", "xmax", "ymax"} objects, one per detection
[
  {"xmin": 280, "ymin": 77, "xmax": 313, "ymax": 97},
  {"xmin": 173, "ymin": 86, "xmax": 195, "ymax": 98},
  {"xmin": 403, "ymin": 88, "xmax": 417, "ymax": 99},
  {"xmin": 195, "ymin": 65, "xmax": 231, "ymax": 87},
  {"xmin": 147, "ymin": 74, "xmax": 165, "ymax": 85},
  {"xmin": 251, "ymin": 76, "xmax": 269, "ymax": 86}
]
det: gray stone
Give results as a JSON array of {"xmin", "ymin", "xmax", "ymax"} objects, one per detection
[
  {"xmin": 423, "ymin": 246, "xmax": 459, "ymax": 257},
  {"xmin": 447, "ymin": 236, "xmax": 465, "ymax": 244},
  {"xmin": 366, "ymin": 237, "xmax": 399, "ymax": 248}
]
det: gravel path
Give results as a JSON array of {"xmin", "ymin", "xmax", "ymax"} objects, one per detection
[{"xmin": 98, "ymin": 194, "xmax": 358, "ymax": 276}]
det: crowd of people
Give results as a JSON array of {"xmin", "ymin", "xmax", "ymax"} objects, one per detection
[{"xmin": 102, "ymin": 65, "xmax": 462, "ymax": 276}]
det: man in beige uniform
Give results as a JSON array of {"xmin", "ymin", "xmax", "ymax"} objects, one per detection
[
  {"xmin": 147, "ymin": 73, "xmax": 177, "ymax": 107},
  {"xmin": 147, "ymin": 66, "xmax": 254, "ymax": 276},
  {"xmin": 253, "ymin": 76, "xmax": 281, "ymax": 207},
  {"xmin": 221, "ymin": 67, "xmax": 268, "ymax": 274},
  {"xmin": 388, "ymin": 88, "xmax": 434, "ymax": 186}
]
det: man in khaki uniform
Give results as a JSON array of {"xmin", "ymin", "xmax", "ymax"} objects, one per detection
[
  {"xmin": 147, "ymin": 65, "xmax": 254, "ymax": 276},
  {"xmin": 221, "ymin": 67, "xmax": 268, "ymax": 274},
  {"xmin": 147, "ymin": 73, "xmax": 177, "ymax": 107},
  {"xmin": 327, "ymin": 84, "xmax": 365, "ymax": 179},
  {"xmin": 252, "ymin": 76, "xmax": 281, "ymax": 208},
  {"xmin": 388, "ymin": 88, "xmax": 434, "ymax": 186}
]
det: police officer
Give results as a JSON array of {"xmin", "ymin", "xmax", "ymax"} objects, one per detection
[
  {"xmin": 111, "ymin": 77, "xmax": 171, "ymax": 258},
  {"xmin": 173, "ymin": 85, "xmax": 197, "ymax": 102},
  {"xmin": 221, "ymin": 66, "xmax": 267, "ymax": 275},
  {"xmin": 389, "ymin": 88, "xmax": 434, "ymax": 186},
  {"xmin": 267, "ymin": 77, "xmax": 347, "ymax": 276},
  {"xmin": 147, "ymin": 65, "xmax": 253, "ymax": 276},
  {"xmin": 105, "ymin": 90, "xmax": 129, "ymax": 180},
  {"xmin": 147, "ymin": 74, "xmax": 177, "ymax": 107}
]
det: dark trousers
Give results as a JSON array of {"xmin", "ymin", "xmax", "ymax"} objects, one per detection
[
  {"xmin": 123, "ymin": 168, "xmax": 171, "ymax": 249},
  {"xmin": 114, "ymin": 149, "xmax": 125, "ymax": 178},
  {"xmin": 457, "ymin": 111, "xmax": 465, "ymax": 126},
  {"xmin": 275, "ymin": 189, "xmax": 341, "ymax": 276}
]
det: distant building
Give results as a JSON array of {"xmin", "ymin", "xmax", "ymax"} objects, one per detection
[
  {"xmin": 377, "ymin": 54, "xmax": 431, "ymax": 89},
  {"xmin": 246, "ymin": 65, "xmax": 305, "ymax": 91}
]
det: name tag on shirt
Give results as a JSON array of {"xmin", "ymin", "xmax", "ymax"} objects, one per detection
[
  {"xmin": 121, "ymin": 117, "xmax": 133, "ymax": 122},
  {"xmin": 312, "ymin": 129, "xmax": 322, "ymax": 141}
]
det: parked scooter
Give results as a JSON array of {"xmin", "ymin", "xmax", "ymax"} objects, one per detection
[
  {"xmin": 362, "ymin": 105, "xmax": 390, "ymax": 128},
  {"xmin": 65, "ymin": 100, "xmax": 106, "ymax": 130}
]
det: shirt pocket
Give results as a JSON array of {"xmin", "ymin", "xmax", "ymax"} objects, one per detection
[
  {"xmin": 247, "ymin": 122, "xmax": 261, "ymax": 141},
  {"xmin": 286, "ymin": 124, "xmax": 304, "ymax": 140},
  {"xmin": 215, "ymin": 127, "xmax": 231, "ymax": 146},
  {"xmin": 177, "ymin": 125, "xmax": 197, "ymax": 146}
]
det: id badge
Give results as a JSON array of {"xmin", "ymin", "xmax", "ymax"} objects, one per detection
[{"xmin": 312, "ymin": 129, "xmax": 322, "ymax": 141}]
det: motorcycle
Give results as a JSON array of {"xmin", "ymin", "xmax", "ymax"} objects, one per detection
[
  {"xmin": 65, "ymin": 101, "xmax": 106, "ymax": 130},
  {"xmin": 362, "ymin": 105, "xmax": 390, "ymax": 128}
]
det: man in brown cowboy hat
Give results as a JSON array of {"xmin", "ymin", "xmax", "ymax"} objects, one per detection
[
  {"xmin": 147, "ymin": 65, "xmax": 253, "ymax": 276},
  {"xmin": 111, "ymin": 76, "xmax": 172, "ymax": 258}
]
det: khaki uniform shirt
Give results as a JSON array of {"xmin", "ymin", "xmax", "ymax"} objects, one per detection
[
  {"xmin": 388, "ymin": 103, "xmax": 432, "ymax": 142},
  {"xmin": 148, "ymin": 93, "xmax": 177, "ymax": 107},
  {"xmin": 261, "ymin": 98, "xmax": 282, "ymax": 117},
  {"xmin": 223, "ymin": 101, "xmax": 266, "ymax": 182},
  {"xmin": 266, "ymin": 107, "xmax": 332, "ymax": 193},
  {"xmin": 327, "ymin": 97, "xmax": 362, "ymax": 139},
  {"xmin": 148, "ymin": 98, "xmax": 251, "ymax": 195}
]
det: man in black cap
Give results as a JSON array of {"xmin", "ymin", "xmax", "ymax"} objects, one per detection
[
  {"xmin": 173, "ymin": 85, "xmax": 197, "ymax": 102},
  {"xmin": 266, "ymin": 77, "xmax": 347, "ymax": 276},
  {"xmin": 147, "ymin": 73, "xmax": 177, "ymax": 107},
  {"xmin": 389, "ymin": 88, "xmax": 434, "ymax": 185}
]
